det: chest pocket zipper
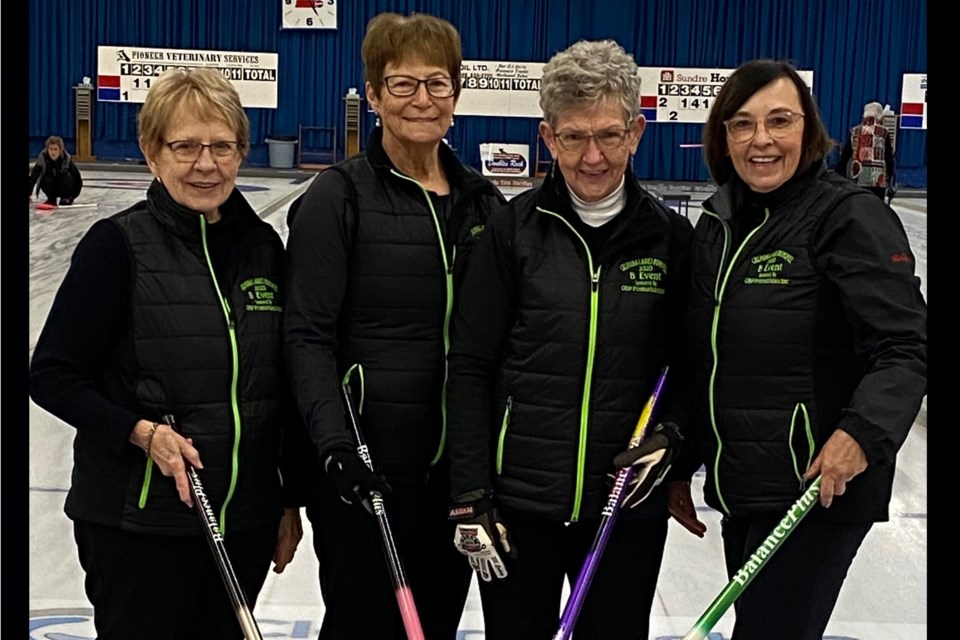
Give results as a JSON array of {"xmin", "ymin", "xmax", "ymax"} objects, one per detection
[{"xmin": 789, "ymin": 402, "xmax": 815, "ymax": 489}]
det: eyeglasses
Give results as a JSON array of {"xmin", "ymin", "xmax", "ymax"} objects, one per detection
[
  {"xmin": 552, "ymin": 128, "xmax": 632, "ymax": 153},
  {"xmin": 163, "ymin": 140, "xmax": 244, "ymax": 162},
  {"xmin": 383, "ymin": 75, "xmax": 457, "ymax": 98},
  {"xmin": 723, "ymin": 111, "xmax": 805, "ymax": 143}
]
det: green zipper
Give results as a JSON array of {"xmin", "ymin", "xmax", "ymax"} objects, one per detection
[
  {"xmin": 200, "ymin": 216, "xmax": 243, "ymax": 536},
  {"xmin": 390, "ymin": 170, "xmax": 453, "ymax": 466},
  {"xmin": 537, "ymin": 207, "xmax": 601, "ymax": 522},
  {"xmin": 703, "ymin": 206, "xmax": 770, "ymax": 516}
]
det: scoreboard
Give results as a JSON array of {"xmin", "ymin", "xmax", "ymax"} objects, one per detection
[
  {"xmin": 899, "ymin": 73, "xmax": 927, "ymax": 129},
  {"xmin": 638, "ymin": 66, "xmax": 815, "ymax": 123},
  {"xmin": 97, "ymin": 45, "xmax": 279, "ymax": 108},
  {"xmin": 455, "ymin": 62, "xmax": 814, "ymax": 123},
  {"xmin": 457, "ymin": 61, "xmax": 545, "ymax": 117}
]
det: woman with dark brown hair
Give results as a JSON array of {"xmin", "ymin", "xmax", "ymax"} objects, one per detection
[
  {"xmin": 674, "ymin": 58, "xmax": 926, "ymax": 639},
  {"xmin": 29, "ymin": 134, "xmax": 83, "ymax": 205}
]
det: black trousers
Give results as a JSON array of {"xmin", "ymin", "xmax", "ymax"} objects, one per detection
[
  {"xmin": 477, "ymin": 509, "xmax": 669, "ymax": 640},
  {"xmin": 307, "ymin": 462, "xmax": 472, "ymax": 640},
  {"xmin": 73, "ymin": 519, "xmax": 278, "ymax": 640},
  {"xmin": 38, "ymin": 173, "xmax": 82, "ymax": 202},
  {"xmin": 721, "ymin": 514, "xmax": 873, "ymax": 640}
]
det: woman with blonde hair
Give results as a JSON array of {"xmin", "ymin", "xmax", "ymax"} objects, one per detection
[{"xmin": 30, "ymin": 67, "xmax": 307, "ymax": 639}]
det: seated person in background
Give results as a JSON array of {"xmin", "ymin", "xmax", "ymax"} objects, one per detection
[{"xmin": 29, "ymin": 135, "xmax": 84, "ymax": 206}]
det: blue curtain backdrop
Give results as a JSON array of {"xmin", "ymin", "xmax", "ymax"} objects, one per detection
[{"xmin": 28, "ymin": 0, "xmax": 926, "ymax": 186}]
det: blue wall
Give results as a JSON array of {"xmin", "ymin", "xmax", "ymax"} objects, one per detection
[{"xmin": 28, "ymin": 0, "xmax": 926, "ymax": 186}]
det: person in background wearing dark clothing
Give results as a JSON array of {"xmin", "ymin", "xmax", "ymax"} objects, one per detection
[
  {"xmin": 28, "ymin": 68, "xmax": 308, "ymax": 640},
  {"xmin": 673, "ymin": 59, "xmax": 926, "ymax": 640},
  {"xmin": 444, "ymin": 39, "xmax": 694, "ymax": 640},
  {"xmin": 283, "ymin": 12, "xmax": 505, "ymax": 639},
  {"xmin": 29, "ymin": 134, "xmax": 83, "ymax": 205},
  {"xmin": 836, "ymin": 101, "xmax": 895, "ymax": 201}
]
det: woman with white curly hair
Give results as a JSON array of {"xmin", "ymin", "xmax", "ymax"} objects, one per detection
[{"xmin": 446, "ymin": 39, "xmax": 695, "ymax": 639}]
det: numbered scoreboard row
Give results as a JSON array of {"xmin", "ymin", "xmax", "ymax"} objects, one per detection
[
  {"xmin": 641, "ymin": 95, "xmax": 717, "ymax": 123},
  {"xmin": 97, "ymin": 68, "xmax": 277, "ymax": 108},
  {"xmin": 637, "ymin": 67, "xmax": 814, "ymax": 124},
  {"xmin": 97, "ymin": 45, "xmax": 279, "ymax": 108}
]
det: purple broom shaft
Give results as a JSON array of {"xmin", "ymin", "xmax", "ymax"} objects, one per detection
[
  {"xmin": 553, "ymin": 367, "xmax": 669, "ymax": 640},
  {"xmin": 555, "ymin": 466, "xmax": 637, "ymax": 637}
]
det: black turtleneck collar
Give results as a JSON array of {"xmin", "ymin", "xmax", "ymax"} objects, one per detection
[
  {"xmin": 703, "ymin": 162, "xmax": 826, "ymax": 249},
  {"xmin": 364, "ymin": 126, "xmax": 491, "ymax": 196},
  {"xmin": 145, "ymin": 178, "xmax": 254, "ymax": 243},
  {"xmin": 705, "ymin": 161, "xmax": 825, "ymax": 220}
]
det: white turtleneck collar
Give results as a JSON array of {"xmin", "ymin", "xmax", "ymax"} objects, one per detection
[{"xmin": 567, "ymin": 177, "xmax": 627, "ymax": 227}]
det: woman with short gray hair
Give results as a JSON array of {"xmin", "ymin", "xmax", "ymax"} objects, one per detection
[
  {"xmin": 446, "ymin": 39, "xmax": 694, "ymax": 639},
  {"xmin": 538, "ymin": 39, "xmax": 643, "ymax": 128}
]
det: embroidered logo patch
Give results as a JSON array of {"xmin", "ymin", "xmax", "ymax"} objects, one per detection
[
  {"xmin": 240, "ymin": 277, "xmax": 282, "ymax": 312},
  {"xmin": 619, "ymin": 257, "xmax": 667, "ymax": 294},
  {"xmin": 744, "ymin": 250, "xmax": 793, "ymax": 285},
  {"xmin": 456, "ymin": 526, "xmax": 485, "ymax": 553}
]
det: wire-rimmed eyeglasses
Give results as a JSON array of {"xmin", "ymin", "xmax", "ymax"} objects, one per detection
[
  {"xmin": 163, "ymin": 140, "xmax": 244, "ymax": 162},
  {"xmin": 552, "ymin": 128, "xmax": 632, "ymax": 153},
  {"xmin": 723, "ymin": 111, "xmax": 805, "ymax": 143},
  {"xmin": 383, "ymin": 75, "xmax": 457, "ymax": 98}
]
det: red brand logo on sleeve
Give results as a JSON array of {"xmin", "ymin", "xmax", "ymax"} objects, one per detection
[{"xmin": 891, "ymin": 252, "xmax": 912, "ymax": 264}]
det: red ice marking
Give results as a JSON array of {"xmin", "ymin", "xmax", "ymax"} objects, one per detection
[
  {"xmin": 395, "ymin": 586, "xmax": 425, "ymax": 640},
  {"xmin": 34, "ymin": 203, "xmax": 100, "ymax": 212}
]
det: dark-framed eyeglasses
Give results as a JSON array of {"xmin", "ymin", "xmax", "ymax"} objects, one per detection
[
  {"xmin": 163, "ymin": 140, "xmax": 244, "ymax": 162},
  {"xmin": 723, "ymin": 111, "xmax": 805, "ymax": 143},
  {"xmin": 383, "ymin": 75, "xmax": 457, "ymax": 98},
  {"xmin": 552, "ymin": 128, "xmax": 632, "ymax": 153}
]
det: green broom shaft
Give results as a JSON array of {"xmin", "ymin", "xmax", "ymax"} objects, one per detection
[{"xmin": 682, "ymin": 477, "xmax": 822, "ymax": 640}]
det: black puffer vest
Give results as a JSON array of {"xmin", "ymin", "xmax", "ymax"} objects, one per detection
[
  {"xmin": 494, "ymin": 169, "xmax": 692, "ymax": 522},
  {"xmin": 327, "ymin": 130, "xmax": 504, "ymax": 471},
  {"xmin": 65, "ymin": 181, "xmax": 287, "ymax": 535}
]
